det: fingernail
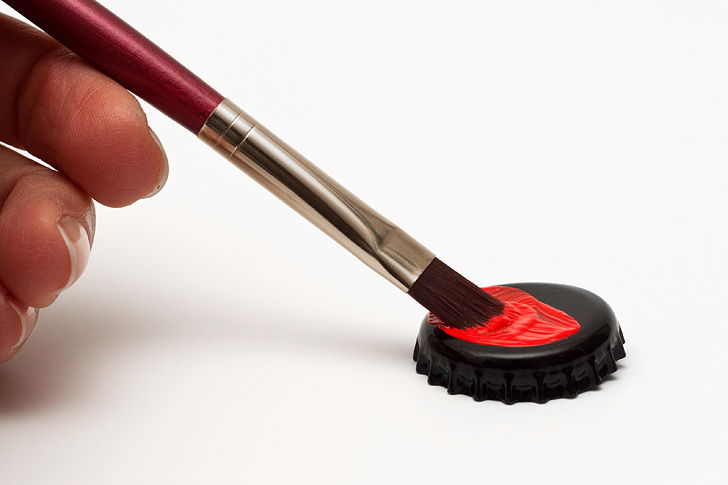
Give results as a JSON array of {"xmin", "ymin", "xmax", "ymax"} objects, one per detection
[
  {"xmin": 57, "ymin": 217, "xmax": 91, "ymax": 291},
  {"xmin": 7, "ymin": 297, "xmax": 39, "ymax": 350},
  {"xmin": 144, "ymin": 129, "xmax": 169, "ymax": 198}
]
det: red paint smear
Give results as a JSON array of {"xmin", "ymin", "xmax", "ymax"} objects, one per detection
[{"xmin": 428, "ymin": 286, "xmax": 580, "ymax": 347}]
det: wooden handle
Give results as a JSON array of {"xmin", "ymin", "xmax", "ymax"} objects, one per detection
[{"xmin": 4, "ymin": 0, "xmax": 224, "ymax": 133}]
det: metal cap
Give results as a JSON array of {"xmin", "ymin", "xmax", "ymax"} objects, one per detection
[{"xmin": 413, "ymin": 282, "xmax": 626, "ymax": 403}]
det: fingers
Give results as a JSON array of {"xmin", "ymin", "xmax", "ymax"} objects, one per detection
[
  {"xmin": 0, "ymin": 144, "xmax": 94, "ymax": 361},
  {"xmin": 0, "ymin": 145, "xmax": 95, "ymax": 310},
  {"xmin": 0, "ymin": 13, "xmax": 168, "ymax": 208},
  {"xmin": 0, "ymin": 285, "xmax": 39, "ymax": 362}
]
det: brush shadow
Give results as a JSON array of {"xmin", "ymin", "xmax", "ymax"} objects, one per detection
[
  {"xmin": 236, "ymin": 314, "xmax": 413, "ymax": 365},
  {"xmin": 0, "ymin": 298, "xmax": 413, "ymax": 417}
]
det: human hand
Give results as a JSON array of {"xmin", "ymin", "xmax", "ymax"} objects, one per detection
[{"xmin": 0, "ymin": 13, "xmax": 168, "ymax": 361}]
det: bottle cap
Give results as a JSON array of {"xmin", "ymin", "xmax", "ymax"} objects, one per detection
[{"xmin": 413, "ymin": 283, "xmax": 625, "ymax": 404}]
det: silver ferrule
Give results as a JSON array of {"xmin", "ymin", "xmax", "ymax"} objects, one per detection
[{"xmin": 199, "ymin": 99, "xmax": 435, "ymax": 291}]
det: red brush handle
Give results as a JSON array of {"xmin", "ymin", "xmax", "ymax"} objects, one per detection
[{"xmin": 3, "ymin": 0, "xmax": 224, "ymax": 133}]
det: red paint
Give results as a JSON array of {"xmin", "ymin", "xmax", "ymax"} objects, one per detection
[
  {"xmin": 5, "ymin": 0, "xmax": 224, "ymax": 133},
  {"xmin": 428, "ymin": 286, "xmax": 580, "ymax": 347}
]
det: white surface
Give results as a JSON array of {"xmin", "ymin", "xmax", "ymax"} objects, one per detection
[{"xmin": 1, "ymin": 1, "xmax": 727, "ymax": 483}]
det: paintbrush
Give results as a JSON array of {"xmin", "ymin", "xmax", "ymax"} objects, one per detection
[{"xmin": 3, "ymin": 0, "xmax": 504, "ymax": 330}]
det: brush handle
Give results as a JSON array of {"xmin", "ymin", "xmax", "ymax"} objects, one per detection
[
  {"xmin": 5, "ymin": 0, "xmax": 437, "ymax": 291},
  {"xmin": 3, "ymin": 0, "xmax": 223, "ymax": 133}
]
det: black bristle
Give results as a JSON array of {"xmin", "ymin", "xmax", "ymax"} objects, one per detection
[{"xmin": 407, "ymin": 258, "xmax": 504, "ymax": 330}]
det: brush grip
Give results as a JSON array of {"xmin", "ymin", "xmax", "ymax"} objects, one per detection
[{"xmin": 3, "ymin": 0, "xmax": 223, "ymax": 133}]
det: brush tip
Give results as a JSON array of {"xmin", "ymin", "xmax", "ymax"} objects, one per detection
[{"xmin": 407, "ymin": 258, "xmax": 504, "ymax": 330}]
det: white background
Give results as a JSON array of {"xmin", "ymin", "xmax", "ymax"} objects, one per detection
[{"xmin": 1, "ymin": 1, "xmax": 726, "ymax": 483}]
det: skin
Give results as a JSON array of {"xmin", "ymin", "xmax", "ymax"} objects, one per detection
[{"xmin": 0, "ymin": 14, "xmax": 168, "ymax": 361}]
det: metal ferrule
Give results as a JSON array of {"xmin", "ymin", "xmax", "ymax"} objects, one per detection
[{"xmin": 199, "ymin": 99, "xmax": 435, "ymax": 291}]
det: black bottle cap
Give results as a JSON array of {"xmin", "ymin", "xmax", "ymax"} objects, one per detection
[{"xmin": 413, "ymin": 283, "xmax": 625, "ymax": 404}]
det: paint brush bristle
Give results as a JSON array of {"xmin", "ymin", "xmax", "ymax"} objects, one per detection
[{"xmin": 407, "ymin": 258, "xmax": 504, "ymax": 330}]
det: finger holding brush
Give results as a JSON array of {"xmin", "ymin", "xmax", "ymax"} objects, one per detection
[
  {"xmin": 1, "ymin": 0, "xmax": 506, "ymax": 358},
  {"xmin": 0, "ymin": 12, "xmax": 168, "ymax": 360},
  {"xmin": 5, "ymin": 0, "xmax": 506, "ymax": 320}
]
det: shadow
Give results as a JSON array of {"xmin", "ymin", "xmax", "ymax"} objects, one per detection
[
  {"xmin": 0, "ymin": 303, "xmax": 153, "ymax": 416},
  {"xmin": 234, "ymin": 314, "xmax": 412, "ymax": 366},
  {"xmin": 0, "ymin": 296, "xmax": 413, "ymax": 416}
]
